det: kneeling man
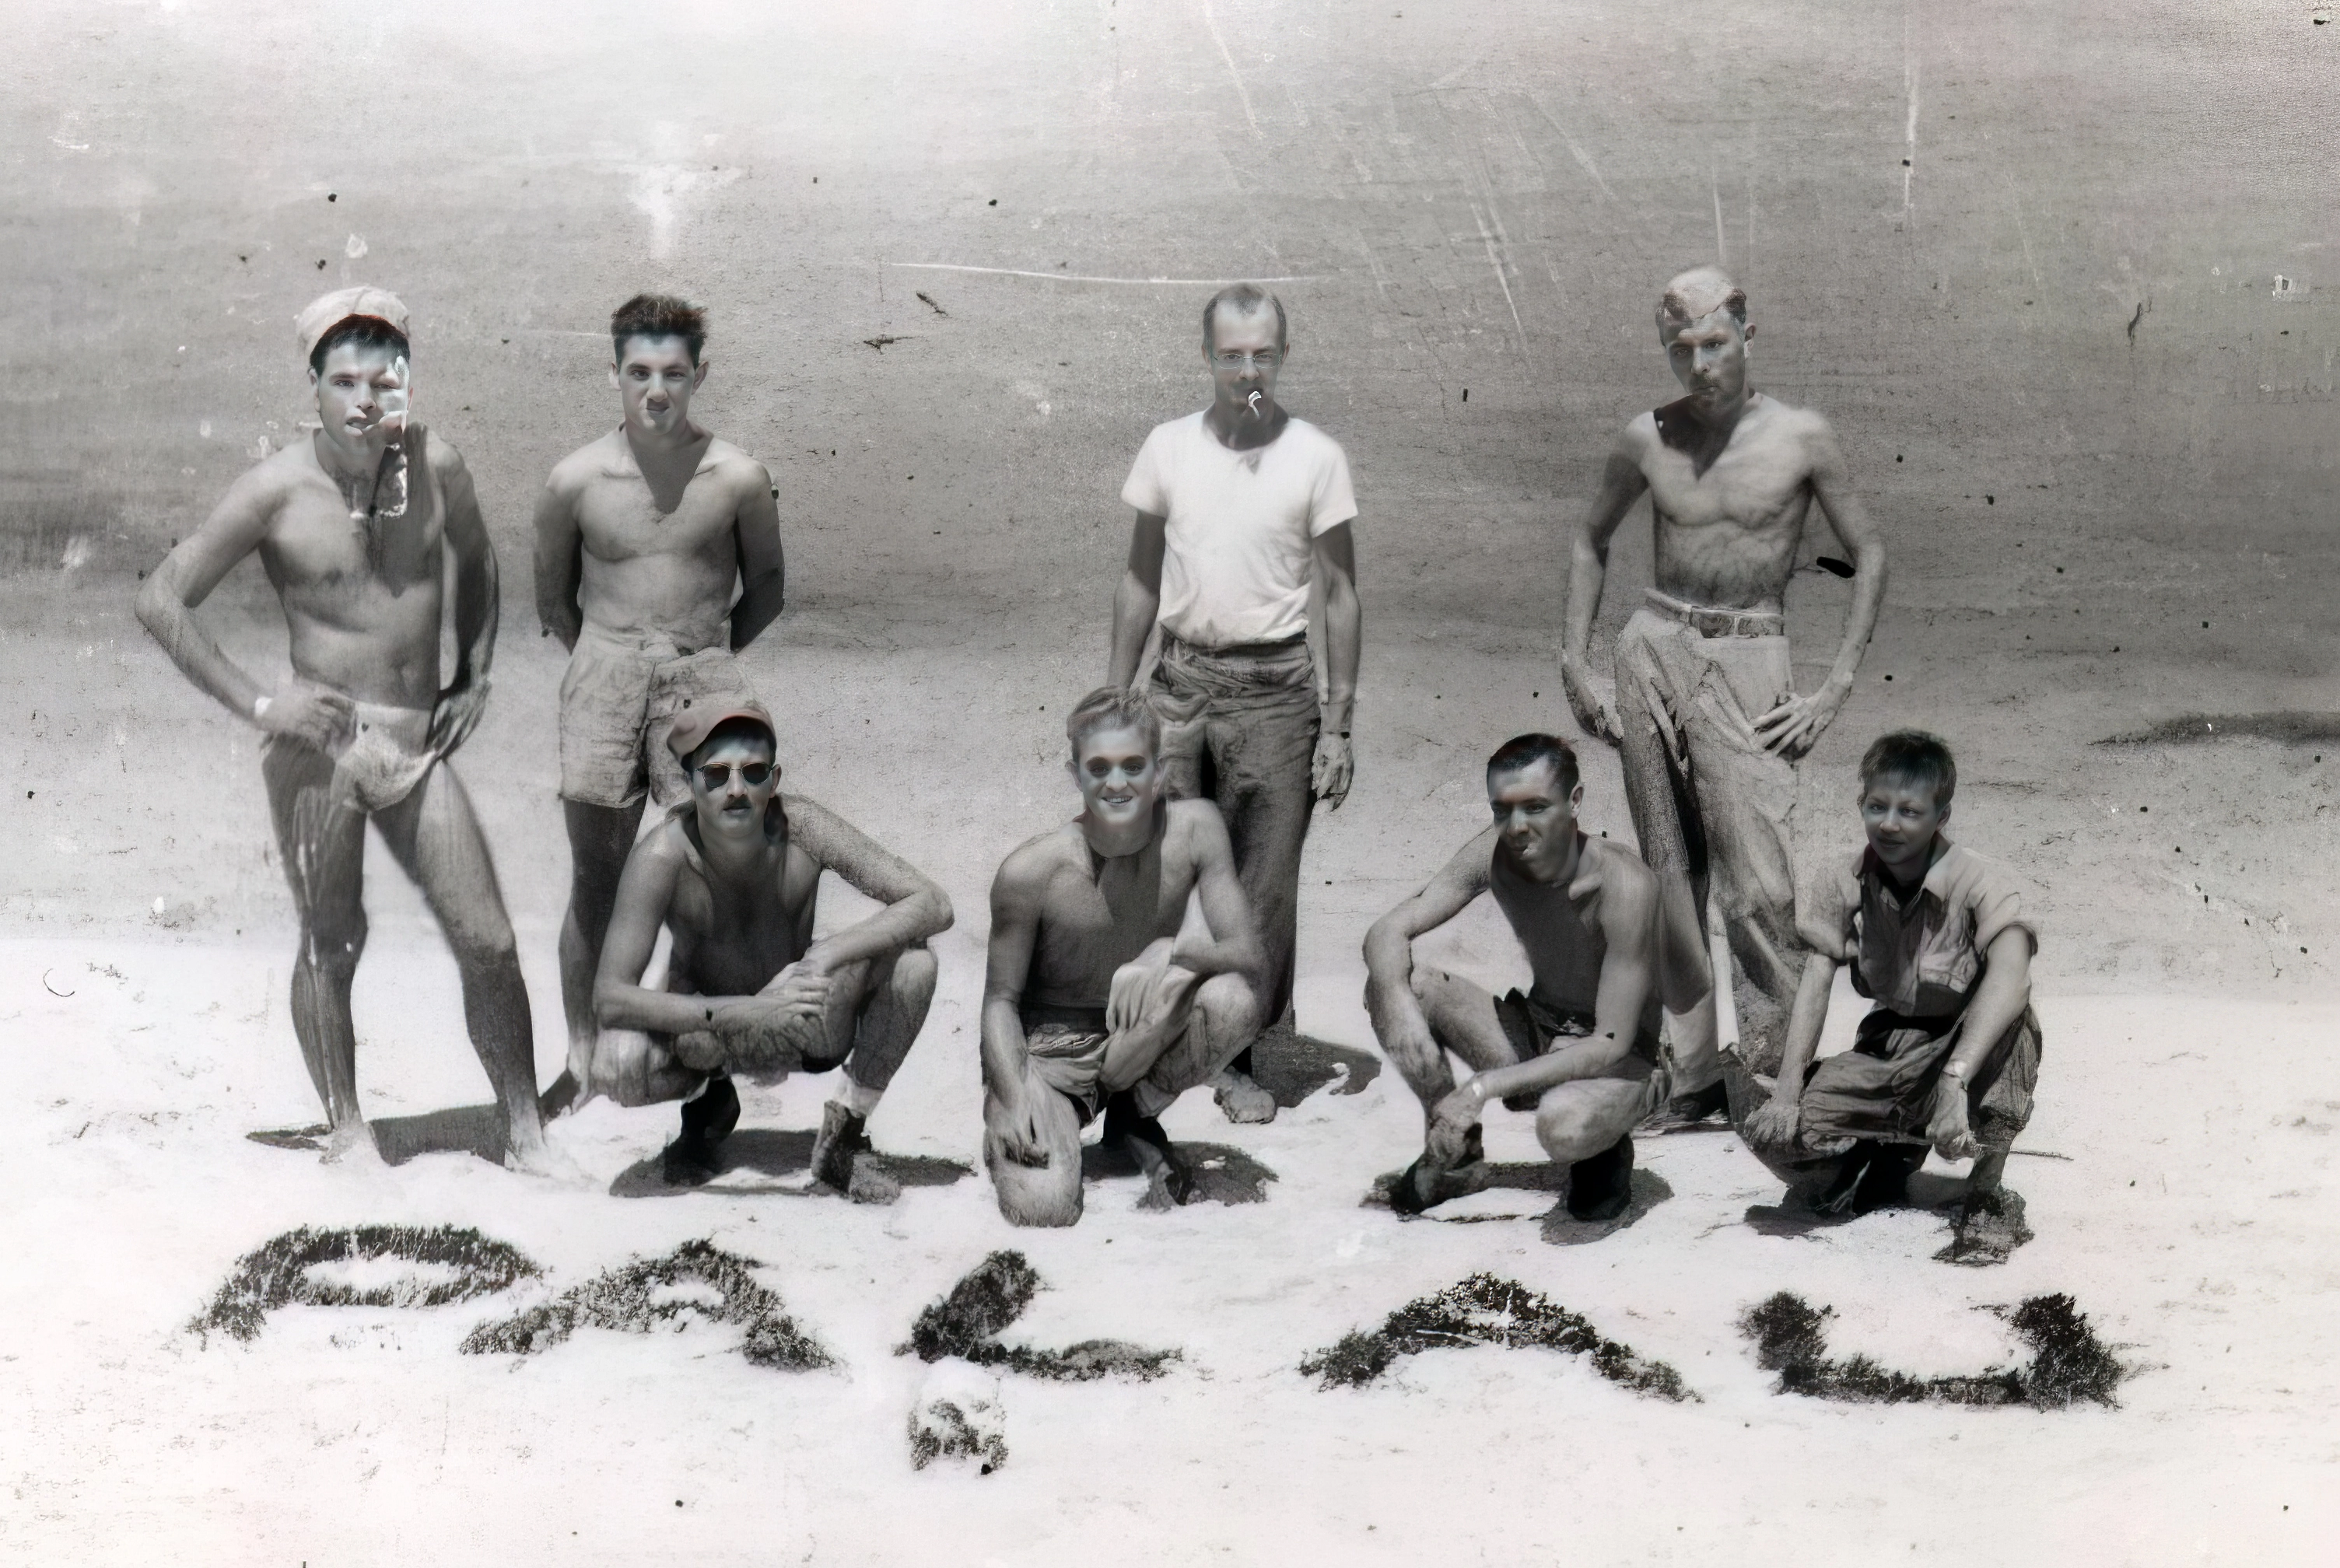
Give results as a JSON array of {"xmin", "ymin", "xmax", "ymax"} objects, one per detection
[
  {"xmin": 591, "ymin": 702, "xmax": 952, "ymax": 1195},
  {"xmin": 1742, "ymin": 730, "xmax": 2040, "ymax": 1218},
  {"xmin": 1364, "ymin": 735, "xmax": 1710, "ymax": 1220},
  {"xmin": 982, "ymin": 688, "xmax": 1264, "ymax": 1226}
]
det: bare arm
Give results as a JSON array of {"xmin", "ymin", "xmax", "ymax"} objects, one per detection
[
  {"xmin": 979, "ymin": 857, "xmax": 1046, "ymax": 1138},
  {"xmin": 1752, "ymin": 421, "xmax": 1887, "ymax": 758},
  {"xmin": 1172, "ymin": 803, "xmax": 1263, "ymax": 981},
  {"xmin": 1921, "ymin": 928, "xmax": 2033, "ymax": 1160},
  {"xmin": 729, "ymin": 464, "xmax": 786, "ymax": 652},
  {"xmin": 1559, "ymin": 440, "xmax": 1651, "ymax": 745},
  {"xmin": 784, "ymin": 796, "xmax": 955, "ymax": 973},
  {"xmin": 531, "ymin": 473, "xmax": 584, "ymax": 653},
  {"xmin": 1108, "ymin": 510, "xmax": 1166, "ymax": 688},
  {"xmin": 1312, "ymin": 522, "xmax": 1360, "ymax": 807},
  {"xmin": 1746, "ymin": 891, "xmax": 1858, "ymax": 1151},
  {"xmin": 593, "ymin": 834, "xmax": 751, "ymax": 1035},
  {"xmin": 134, "ymin": 464, "xmax": 352, "ymax": 750},
  {"xmin": 429, "ymin": 445, "xmax": 499, "ymax": 754},
  {"xmin": 1362, "ymin": 829, "xmax": 1494, "ymax": 1059}
]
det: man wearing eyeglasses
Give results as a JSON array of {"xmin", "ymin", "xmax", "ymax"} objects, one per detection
[
  {"xmin": 1105, "ymin": 283, "xmax": 1361, "ymax": 1125},
  {"xmin": 588, "ymin": 702, "xmax": 952, "ymax": 1195}
]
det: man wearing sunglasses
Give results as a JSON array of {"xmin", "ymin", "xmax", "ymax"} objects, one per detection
[
  {"xmin": 588, "ymin": 703, "xmax": 952, "ymax": 1195},
  {"xmin": 1105, "ymin": 283, "xmax": 1361, "ymax": 1126}
]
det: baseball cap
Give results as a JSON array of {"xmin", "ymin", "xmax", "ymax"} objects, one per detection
[
  {"xmin": 667, "ymin": 699, "xmax": 777, "ymax": 763},
  {"xmin": 296, "ymin": 286, "xmax": 412, "ymax": 361}
]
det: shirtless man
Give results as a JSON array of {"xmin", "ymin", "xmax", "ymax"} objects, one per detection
[
  {"xmin": 981, "ymin": 688, "xmax": 1265, "ymax": 1226},
  {"xmin": 1364, "ymin": 735, "xmax": 1708, "ymax": 1221},
  {"xmin": 1106, "ymin": 284, "xmax": 1362, "ymax": 1125},
  {"xmin": 1561, "ymin": 267, "xmax": 1887, "ymax": 1124},
  {"xmin": 590, "ymin": 702, "xmax": 951, "ymax": 1194},
  {"xmin": 534, "ymin": 293, "xmax": 786, "ymax": 1111},
  {"xmin": 135, "ymin": 288, "xmax": 555, "ymax": 1171}
]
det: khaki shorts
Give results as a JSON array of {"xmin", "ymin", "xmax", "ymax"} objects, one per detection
[{"xmin": 559, "ymin": 624, "xmax": 762, "ymax": 810}]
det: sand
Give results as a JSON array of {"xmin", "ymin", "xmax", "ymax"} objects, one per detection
[{"xmin": 5, "ymin": 0, "xmax": 2338, "ymax": 1560}]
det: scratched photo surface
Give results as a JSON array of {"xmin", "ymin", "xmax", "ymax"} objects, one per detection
[{"xmin": 2, "ymin": 2, "xmax": 2334, "ymax": 1563}]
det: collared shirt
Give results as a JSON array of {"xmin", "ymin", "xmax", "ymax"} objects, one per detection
[
  {"xmin": 1120, "ymin": 411, "xmax": 1358, "ymax": 648},
  {"xmin": 1801, "ymin": 840, "xmax": 2037, "ymax": 1019}
]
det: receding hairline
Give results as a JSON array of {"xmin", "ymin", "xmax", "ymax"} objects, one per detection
[{"xmin": 612, "ymin": 331, "xmax": 701, "ymax": 363}]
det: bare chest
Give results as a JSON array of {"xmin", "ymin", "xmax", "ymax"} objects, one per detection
[
  {"xmin": 576, "ymin": 471, "xmax": 741, "ymax": 566},
  {"xmin": 264, "ymin": 472, "xmax": 445, "ymax": 608},
  {"xmin": 667, "ymin": 845, "xmax": 821, "ymax": 992},
  {"xmin": 1643, "ymin": 436, "xmax": 1814, "ymax": 534}
]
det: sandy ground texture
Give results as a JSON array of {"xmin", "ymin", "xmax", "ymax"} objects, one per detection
[{"xmin": 4, "ymin": 0, "xmax": 2338, "ymax": 1562}]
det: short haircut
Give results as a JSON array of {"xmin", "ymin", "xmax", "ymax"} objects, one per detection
[
  {"xmin": 308, "ymin": 317, "xmax": 410, "ymax": 376},
  {"xmin": 1860, "ymin": 729, "xmax": 1956, "ymax": 808},
  {"xmin": 1065, "ymin": 685, "xmax": 1161, "ymax": 758},
  {"xmin": 687, "ymin": 714, "xmax": 776, "ymax": 771},
  {"xmin": 1486, "ymin": 733, "xmax": 1581, "ymax": 797},
  {"xmin": 1655, "ymin": 265, "xmax": 1747, "ymax": 334},
  {"xmin": 611, "ymin": 292, "xmax": 707, "ymax": 366},
  {"xmin": 1202, "ymin": 283, "xmax": 1287, "ymax": 351}
]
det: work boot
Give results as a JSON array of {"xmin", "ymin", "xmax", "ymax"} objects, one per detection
[
  {"xmin": 663, "ymin": 1073, "xmax": 739, "ymax": 1185},
  {"xmin": 1565, "ymin": 1132, "xmax": 1636, "ymax": 1222},
  {"xmin": 1105, "ymin": 1092, "xmax": 1196, "ymax": 1206}
]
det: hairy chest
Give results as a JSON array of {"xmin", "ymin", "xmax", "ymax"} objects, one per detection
[{"xmin": 264, "ymin": 478, "xmax": 444, "ymax": 607}]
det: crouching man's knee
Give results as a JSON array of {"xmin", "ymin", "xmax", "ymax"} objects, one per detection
[
  {"xmin": 1196, "ymin": 971, "xmax": 1263, "ymax": 1062},
  {"xmin": 1536, "ymin": 1090, "xmax": 1619, "ymax": 1167},
  {"xmin": 888, "ymin": 941, "xmax": 939, "ymax": 1006}
]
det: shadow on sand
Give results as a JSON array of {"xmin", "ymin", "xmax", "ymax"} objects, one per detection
[
  {"xmin": 1080, "ymin": 1138, "xmax": 1278, "ymax": 1206},
  {"xmin": 609, "ymin": 1127, "xmax": 973, "ymax": 1199},
  {"xmin": 1247, "ymin": 1022, "xmax": 1382, "ymax": 1109},
  {"xmin": 1360, "ymin": 1161, "xmax": 1674, "ymax": 1241},
  {"xmin": 1743, "ymin": 1170, "xmax": 2033, "ymax": 1263},
  {"xmin": 247, "ymin": 1109, "xmax": 512, "ymax": 1167}
]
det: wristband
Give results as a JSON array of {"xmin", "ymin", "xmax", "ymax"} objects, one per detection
[{"xmin": 251, "ymin": 695, "xmax": 273, "ymax": 723}]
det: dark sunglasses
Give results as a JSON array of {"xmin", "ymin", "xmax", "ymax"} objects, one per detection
[{"xmin": 695, "ymin": 761, "xmax": 776, "ymax": 789}]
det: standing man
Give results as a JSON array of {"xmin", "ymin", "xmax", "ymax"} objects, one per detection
[
  {"xmin": 981, "ymin": 688, "xmax": 1263, "ymax": 1225},
  {"xmin": 1107, "ymin": 283, "xmax": 1361, "ymax": 1125},
  {"xmin": 136, "ymin": 288, "xmax": 557, "ymax": 1171},
  {"xmin": 534, "ymin": 293, "xmax": 786, "ymax": 1112},
  {"xmin": 1560, "ymin": 267, "xmax": 1887, "ymax": 1122},
  {"xmin": 1363, "ymin": 736, "xmax": 1709, "ymax": 1221},
  {"xmin": 589, "ymin": 702, "xmax": 951, "ymax": 1195}
]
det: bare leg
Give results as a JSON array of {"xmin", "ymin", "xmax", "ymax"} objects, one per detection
[
  {"xmin": 1388, "ymin": 968, "xmax": 1524, "ymax": 1127},
  {"xmin": 373, "ymin": 765, "xmax": 552, "ymax": 1172},
  {"xmin": 1123, "ymin": 971, "xmax": 1263, "ymax": 1115},
  {"xmin": 549, "ymin": 797, "xmax": 646, "ymax": 1112},
  {"xmin": 804, "ymin": 945, "xmax": 937, "ymax": 1200},
  {"xmin": 262, "ymin": 741, "xmax": 373, "ymax": 1160},
  {"xmin": 983, "ymin": 1045, "xmax": 1085, "ymax": 1227}
]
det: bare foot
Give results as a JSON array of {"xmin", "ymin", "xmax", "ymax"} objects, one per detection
[
  {"xmin": 503, "ymin": 1132, "xmax": 587, "ymax": 1182},
  {"xmin": 321, "ymin": 1120, "xmax": 385, "ymax": 1168},
  {"xmin": 1212, "ymin": 1068, "xmax": 1277, "ymax": 1125}
]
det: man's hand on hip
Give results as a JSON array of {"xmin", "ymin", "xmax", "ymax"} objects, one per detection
[
  {"xmin": 1753, "ymin": 680, "xmax": 1851, "ymax": 760},
  {"xmin": 259, "ymin": 679, "xmax": 356, "ymax": 752},
  {"xmin": 427, "ymin": 675, "xmax": 492, "ymax": 755}
]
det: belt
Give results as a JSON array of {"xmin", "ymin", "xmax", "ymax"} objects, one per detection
[
  {"xmin": 1161, "ymin": 629, "xmax": 1308, "ymax": 660},
  {"xmin": 1644, "ymin": 588, "xmax": 1784, "ymax": 639}
]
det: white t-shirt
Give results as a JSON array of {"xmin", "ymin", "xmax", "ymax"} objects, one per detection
[{"xmin": 1119, "ymin": 411, "xmax": 1358, "ymax": 648}]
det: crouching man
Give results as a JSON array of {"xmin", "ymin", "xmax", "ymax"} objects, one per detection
[
  {"xmin": 982, "ymin": 688, "xmax": 1264, "ymax": 1225},
  {"xmin": 590, "ymin": 702, "xmax": 952, "ymax": 1196},
  {"xmin": 1741, "ymin": 730, "xmax": 2042, "ymax": 1220},
  {"xmin": 1364, "ymin": 735, "xmax": 1711, "ymax": 1222}
]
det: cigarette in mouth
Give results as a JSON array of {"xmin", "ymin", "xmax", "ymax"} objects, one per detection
[{"xmin": 1246, "ymin": 391, "xmax": 1263, "ymax": 417}]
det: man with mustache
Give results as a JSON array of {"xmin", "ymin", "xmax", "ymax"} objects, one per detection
[{"xmin": 589, "ymin": 702, "xmax": 951, "ymax": 1195}]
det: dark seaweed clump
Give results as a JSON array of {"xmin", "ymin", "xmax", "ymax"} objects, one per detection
[
  {"xmin": 461, "ymin": 1238, "xmax": 830, "ymax": 1370},
  {"xmin": 1299, "ymin": 1273, "xmax": 1693, "ymax": 1401},
  {"xmin": 1741, "ymin": 1291, "xmax": 2124, "ymax": 1409},
  {"xmin": 909, "ymin": 1399, "xmax": 1009, "ymax": 1474},
  {"xmin": 898, "ymin": 1251, "xmax": 1179, "ymax": 1382},
  {"xmin": 190, "ymin": 1225, "xmax": 540, "ymax": 1344}
]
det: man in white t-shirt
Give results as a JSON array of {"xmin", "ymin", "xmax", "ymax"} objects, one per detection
[{"xmin": 1107, "ymin": 284, "xmax": 1361, "ymax": 1124}]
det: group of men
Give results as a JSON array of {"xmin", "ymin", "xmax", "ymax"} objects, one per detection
[{"xmin": 136, "ymin": 267, "xmax": 2042, "ymax": 1234}]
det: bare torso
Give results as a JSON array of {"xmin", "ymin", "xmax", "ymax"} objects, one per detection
[
  {"xmin": 1632, "ymin": 392, "xmax": 1830, "ymax": 613},
  {"xmin": 657, "ymin": 803, "xmax": 823, "ymax": 998},
  {"xmin": 1485, "ymin": 832, "xmax": 1664, "ymax": 1038},
  {"xmin": 261, "ymin": 425, "xmax": 450, "ymax": 706},
  {"xmin": 560, "ymin": 429, "xmax": 762, "ymax": 648},
  {"xmin": 1019, "ymin": 803, "xmax": 1208, "ymax": 1010}
]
